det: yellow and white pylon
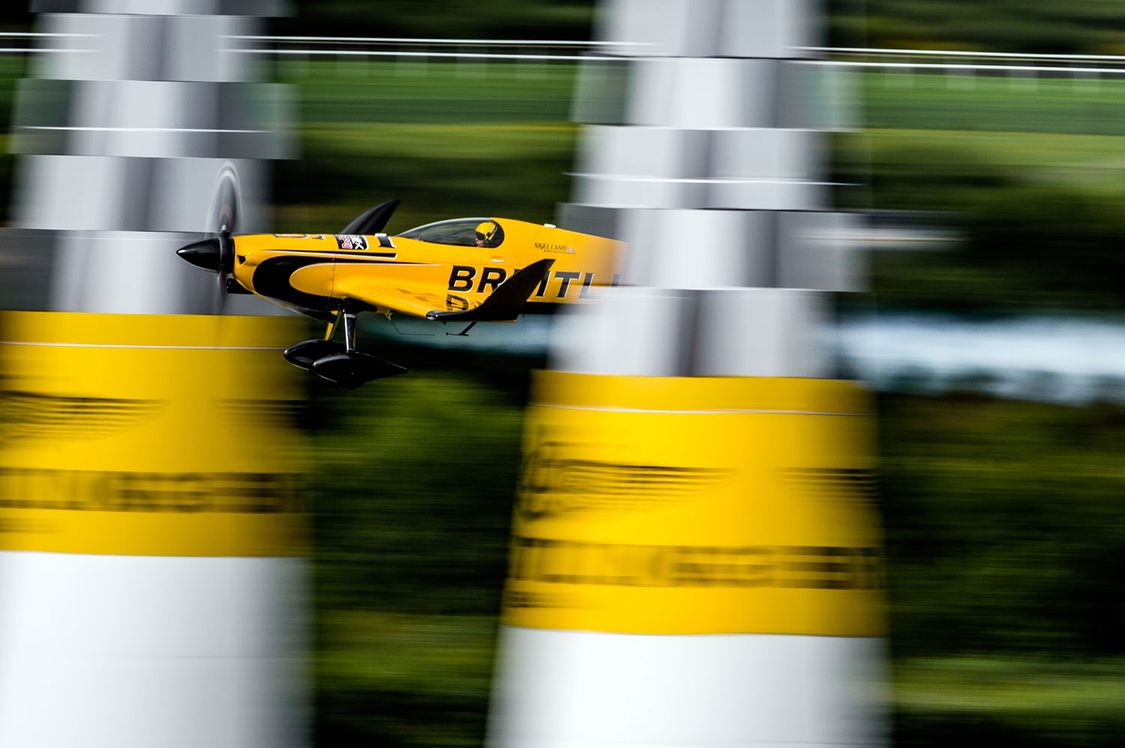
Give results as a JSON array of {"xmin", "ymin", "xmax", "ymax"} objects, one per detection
[
  {"xmin": 0, "ymin": 313, "xmax": 307, "ymax": 747},
  {"xmin": 488, "ymin": 370, "xmax": 885, "ymax": 747},
  {"xmin": 0, "ymin": 3, "xmax": 301, "ymax": 747},
  {"xmin": 490, "ymin": 0, "xmax": 883, "ymax": 745}
]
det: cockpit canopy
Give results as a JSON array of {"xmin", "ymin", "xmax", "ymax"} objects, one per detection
[{"xmin": 398, "ymin": 218, "xmax": 505, "ymax": 248}]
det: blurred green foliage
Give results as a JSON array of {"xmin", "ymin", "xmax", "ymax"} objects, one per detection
[
  {"xmin": 308, "ymin": 365, "xmax": 530, "ymax": 746},
  {"xmin": 285, "ymin": 0, "xmax": 596, "ymax": 41},
  {"xmin": 880, "ymin": 395, "xmax": 1125, "ymax": 660},
  {"xmin": 0, "ymin": 56, "xmax": 25, "ymax": 226},
  {"xmin": 274, "ymin": 61, "xmax": 577, "ymax": 233},
  {"xmin": 830, "ymin": 0, "xmax": 1125, "ymax": 54},
  {"xmin": 310, "ymin": 369, "xmax": 526, "ymax": 617},
  {"xmin": 880, "ymin": 396, "xmax": 1125, "ymax": 746},
  {"xmin": 833, "ymin": 74, "xmax": 1125, "ymax": 313},
  {"xmin": 317, "ymin": 610, "xmax": 498, "ymax": 747},
  {"xmin": 286, "ymin": 0, "xmax": 1125, "ymax": 56}
]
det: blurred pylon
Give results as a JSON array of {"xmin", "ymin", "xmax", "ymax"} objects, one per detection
[
  {"xmin": 488, "ymin": 1, "xmax": 885, "ymax": 746},
  {"xmin": 0, "ymin": 3, "xmax": 307, "ymax": 747}
]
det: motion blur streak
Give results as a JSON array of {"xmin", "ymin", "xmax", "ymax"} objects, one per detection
[
  {"xmin": 488, "ymin": 1, "xmax": 884, "ymax": 746},
  {"xmin": 0, "ymin": 3, "xmax": 307, "ymax": 747}
]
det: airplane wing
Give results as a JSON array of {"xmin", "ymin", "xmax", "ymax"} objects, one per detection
[
  {"xmin": 335, "ymin": 259, "xmax": 555, "ymax": 322},
  {"xmin": 332, "ymin": 277, "xmax": 470, "ymax": 319}
]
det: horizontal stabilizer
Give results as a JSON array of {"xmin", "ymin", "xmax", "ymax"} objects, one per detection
[
  {"xmin": 427, "ymin": 259, "xmax": 555, "ymax": 322},
  {"xmin": 341, "ymin": 199, "xmax": 400, "ymax": 235}
]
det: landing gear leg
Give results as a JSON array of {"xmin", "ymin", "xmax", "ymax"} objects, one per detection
[
  {"xmin": 343, "ymin": 308, "xmax": 358, "ymax": 353},
  {"xmin": 323, "ymin": 312, "xmax": 340, "ymax": 342},
  {"xmin": 309, "ymin": 306, "xmax": 407, "ymax": 388}
]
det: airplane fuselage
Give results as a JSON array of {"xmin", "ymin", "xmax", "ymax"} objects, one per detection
[
  {"xmin": 177, "ymin": 212, "xmax": 626, "ymax": 385},
  {"xmin": 230, "ymin": 218, "xmax": 624, "ymax": 321}
]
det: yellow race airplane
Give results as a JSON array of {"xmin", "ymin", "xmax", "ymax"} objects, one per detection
[{"xmin": 177, "ymin": 200, "xmax": 624, "ymax": 387}]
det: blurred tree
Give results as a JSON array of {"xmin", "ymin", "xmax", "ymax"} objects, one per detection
[
  {"xmin": 310, "ymin": 361, "xmax": 532, "ymax": 616},
  {"xmin": 830, "ymin": 0, "xmax": 1125, "ymax": 54},
  {"xmin": 962, "ymin": 184, "xmax": 1125, "ymax": 309},
  {"xmin": 880, "ymin": 394, "xmax": 1125, "ymax": 659},
  {"xmin": 285, "ymin": 0, "xmax": 596, "ymax": 40}
]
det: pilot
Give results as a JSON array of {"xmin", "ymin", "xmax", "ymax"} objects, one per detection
[{"xmin": 475, "ymin": 221, "xmax": 500, "ymax": 248}]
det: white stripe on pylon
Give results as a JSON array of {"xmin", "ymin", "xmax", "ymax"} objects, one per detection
[
  {"xmin": 0, "ymin": 552, "xmax": 306, "ymax": 748},
  {"xmin": 488, "ymin": 626, "xmax": 887, "ymax": 748}
]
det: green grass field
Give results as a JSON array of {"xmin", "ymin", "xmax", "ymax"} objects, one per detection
[
  {"xmin": 284, "ymin": 60, "xmax": 577, "ymax": 125},
  {"xmin": 895, "ymin": 657, "xmax": 1125, "ymax": 746},
  {"xmin": 864, "ymin": 71, "xmax": 1125, "ymax": 135},
  {"xmin": 865, "ymin": 128, "xmax": 1125, "ymax": 185}
]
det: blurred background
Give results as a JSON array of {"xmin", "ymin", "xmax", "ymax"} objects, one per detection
[{"xmin": 2, "ymin": 0, "xmax": 1125, "ymax": 745}]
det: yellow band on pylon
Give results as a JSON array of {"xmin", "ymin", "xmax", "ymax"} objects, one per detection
[
  {"xmin": 0, "ymin": 312, "xmax": 307, "ymax": 557},
  {"xmin": 502, "ymin": 371, "xmax": 886, "ymax": 637}
]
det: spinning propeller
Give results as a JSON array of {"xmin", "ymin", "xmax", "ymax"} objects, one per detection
[{"xmin": 176, "ymin": 165, "xmax": 241, "ymax": 313}]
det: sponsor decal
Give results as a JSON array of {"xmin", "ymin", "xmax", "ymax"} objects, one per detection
[
  {"xmin": 0, "ymin": 312, "xmax": 307, "ymax": 557},
  {"xmin": 335, "ymin": 234, "xmax": 369, "ymax": 250},
  {"xmin": 534, "ymin": 241, "xmax": 575, "ymax": 254},
  {"xmin": 479, "ymin": 267, "xmax": 506, "ymax": 293},
  {"xmin": 782, "ymin": 467, "xmax": 879, "ymax": 501},
  {"xmin": 0, "ymin": 468, "xmax": 305, "ymax": 514},
  {"xmin": 449, "ymin": 265, "xmax": 476, "ymax": 292},
  {"xmin": 506, "ymin": 537, "xmax": 884, "ymax": 592},
  {"xmin": 554, "ymin": 271, "xmax": 580, "ymax": 298},
  {"xmin": 448, "ymin": 266, "xmax": 621, "ymax": 299},
  {"xmin": 501, "ymin": 372, "xmax": 884, "ymax": 636},
  {"xmin": 0, "ymin": 392, "xmax": 163, "ymax": 443},
  {"xmin": 517, "ymin": 433, "xmax": 731, "ymax": 522}
]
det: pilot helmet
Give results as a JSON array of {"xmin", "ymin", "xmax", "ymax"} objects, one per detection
[{"xmin": 475, "ymin": 221, "xmax": 499, "ymax": 246}]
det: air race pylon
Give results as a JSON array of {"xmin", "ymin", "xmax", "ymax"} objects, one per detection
[
  {"xmin": 487, "ymin": 1, "xmax": 885, "ymax": 746},
  {"xmin": 0, "ymin": 3, "xmax": 306, "ymax": 747}
]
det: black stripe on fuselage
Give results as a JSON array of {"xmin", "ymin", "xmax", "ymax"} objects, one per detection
[
  {"xmin": 251, "ymin": 255, "xmax": 413, "ymax": 314},
  {"xmin": 252, "ymin": 256, "xmax": 336, "ymax": 312},
  {"xmin": 252, "ymin": 253, "xmax": 566, "ymax": 321}
]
